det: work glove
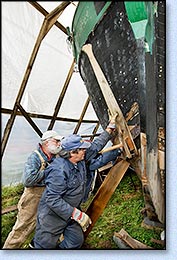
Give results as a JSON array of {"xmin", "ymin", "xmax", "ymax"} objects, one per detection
[
  {"xmin": 107, "ymin": 113, "xmax": 118, "ymax": 130},
  {"xmin": 117, "ymin": 147, "xmax": 123, "ymax": 156},
  {"xmin": 71, "ymin": 208, "xmax": 92, "ymax": 232}
]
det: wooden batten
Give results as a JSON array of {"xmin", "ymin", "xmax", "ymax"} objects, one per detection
[
  {"xmin": 84, "ymin": 160, "xmax": 130, "ymax": 238},
  {"xmin": 114, "ymin": 229, "xmax": 152, "ymax": 249},
  {"xmin": 73, "ymin": 97, "xmax": 90, "ymax": 134},
  {"xmin": 82, "ymin": 43, "xmax": 138, "ymax": 158},
  {"xmin": 48, "ymin": 59, "xmax": 75, "ymax": 130}
]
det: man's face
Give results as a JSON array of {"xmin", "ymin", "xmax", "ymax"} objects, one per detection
[
  {"xmin": 70, "ymin": 148, "xmax": 86, "ymax": 162},
  {"xmin": 47, "ymin": 138, "xmax": 61, "ymax": 154}
]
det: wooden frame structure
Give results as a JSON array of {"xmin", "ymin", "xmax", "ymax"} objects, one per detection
[{"xmin": 1, "ymin": 2, "xmax": 99, "ymax": 158}]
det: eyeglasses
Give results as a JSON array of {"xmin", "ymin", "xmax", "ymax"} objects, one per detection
[
  {"xmin": 48, "ymin": 138, "xmax": 61, "ymax": 143},
  {"xmin": 71, "ymin": 148, "xmax": 86, "ymax": 153}
]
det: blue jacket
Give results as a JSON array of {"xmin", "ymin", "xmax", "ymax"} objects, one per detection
[
  {"xmin": 36, "ymin": 131, "xmax": 118, "ymax": 222},
  {"xmin": 34, "ymin": 130, "xmax": 121, "ymax": 247},
  {"xmin": 22, "ymin": 144, "xmax": 55, "ymax": 187},
  {"xmin": 83, "ymin": 148, "xmax": 121, "ymax": 202}
]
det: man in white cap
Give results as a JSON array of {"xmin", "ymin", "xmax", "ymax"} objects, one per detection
[
  {"xmin": 3, "ymin": 130, "xmax": 63, "ymax": 249},
  {"xmin": 32, "ymin": 118, "xmax": 122, "ymax": 249}
]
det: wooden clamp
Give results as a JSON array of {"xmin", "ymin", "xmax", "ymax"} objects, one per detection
[{"xmin": 82, "ymin": 44, "xmax": 138, "ymax": 158}]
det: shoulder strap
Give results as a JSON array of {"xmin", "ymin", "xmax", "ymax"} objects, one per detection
[{"xmin": 34, "ymin": 149, "xmax": 46, "ymax": 171}]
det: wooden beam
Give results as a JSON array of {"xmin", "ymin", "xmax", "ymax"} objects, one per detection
[
  {"xmin": 48, "ymin": 59, "xmax": 75, "ymax": 130},
  {"xmin": 99, "ymin": 143, "xmax": 123, "ymax": 154},
  {"xmin": 82, "ymin": 44, "xmax": 138, "ymax": 158},
  {"xmin": 73, "ymin": 97, "xmax": 90, "ymax": 134},
  {"xmin": 84, "ymin": 160, "xmax": 130, "ymax": 238},
  {"xmin": 1, "ymin": 12, "xmax": 47, "ymax": 156},
  {"xmin": 41, "ymin": 2, "xmax": 70, "ymax": 38},
  {"xmin": 1, "ymin": 108, "xmax": 99, "ymax": 124},
  {"xmin": 2, "ymin": 205, "xmax": 18, "ymax": 215},
  {"xmin": 90, "ymin": 122, "xmax": 100, "ymax": 142},
  {"xmin": 125, "ymin": 102, "xmax": 139, "ymax": 122},
  {"xmin": 114, "ymin": 229, "xmax": 153, "ymax": 249},
  {"xmin": 28, "ymin": 1, "xmax": 67, "ymax": 34},
  {"xmin": 17, "ymin": 103, "xmax": 43, "ymax": 137}
]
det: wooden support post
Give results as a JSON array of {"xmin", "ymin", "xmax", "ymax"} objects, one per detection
[
  {"xmin": 84, "ymin": 160, "xmax": 130, "ymax": 238},
  {"xmin": 82, "ymin": 44, "xmax": 138, "ymax": 158}
]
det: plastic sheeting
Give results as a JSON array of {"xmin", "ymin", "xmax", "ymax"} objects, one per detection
[
  {"xmin": 2, "ymin": 2, "xmax": 99, "ymax": 186},
  {"xmin": 2, "ymin": 2, "xmax": 97, "ymax": 119}
]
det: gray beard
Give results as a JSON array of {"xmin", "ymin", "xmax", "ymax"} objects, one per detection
[{"xmin": 48, "ymin": 144, "xmax": 62, "ymax": 155}]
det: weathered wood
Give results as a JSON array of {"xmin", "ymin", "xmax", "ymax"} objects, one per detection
[
  {"xmin": 89, "ymin": 122, "xmax": 100, "ymax": 142},
  {"xmin": 73, "ymin": 97, "xmax": 90, "ymax": 134},
  {"xmin": 158, "ymin": 150, "xmax": 165, "ymax": 170},
  {"xmin": 1, "ymin": 108, "xmax": 98, "ymax": 124},
  {"xmin": 97, "ymin": 161, "xmax": 113, "ymax": 172},
  {"xmin": 114, "ymin": 228, "xmax": 153, "ymax": 249},
  {"xmin": 82, "ymin": 44, "xmax": 138, "ymax": 158},
  {"xmin": 2, "ymin": 205, "xmax": 17, "ymax": 215},
  {"xmin": 125, "ymin": 102, "xmax": 139, "ymax": 122},
  {"xmin": 99, "ymin": 143, "xmax": 123, "ymax": 154},
  {"xmin": 84, "ymin": 160, "xmax": 130, "ymax": 238},
  {"xmin": 151, "ymin": 237, "xmax": 164, "ymax": 246}
]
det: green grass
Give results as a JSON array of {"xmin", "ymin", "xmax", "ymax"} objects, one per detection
[
  {"xmin": 2, "ymin": 183, "xmax": 24, "ymax": 209},
  {"xmin": 82, "ymin": 172, "xmax": 164, "ymax": 249},
  {"xmin": 1, "ymin": 172, "xmax": 164, "ymax": 249}
]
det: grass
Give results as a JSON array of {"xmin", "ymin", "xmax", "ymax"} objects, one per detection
[
  {"xmin": 1, "ymin": 171, "xmax": 164, "ymax": 249},
  {"xmin": 81, "ymin": 171, "xmax": 164, "ymax": 249}
]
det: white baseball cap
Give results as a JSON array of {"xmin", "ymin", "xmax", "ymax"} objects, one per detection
[{"xmin": 41, "ymin": 130, "xmax": 63, "ymax": 141}]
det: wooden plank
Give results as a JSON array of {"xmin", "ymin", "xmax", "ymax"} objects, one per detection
[
  {"xmin": 84, "ymin": 160, "xmax": 130, "ymax": 238},
  {"xmin": 151, "ymin": 238, "xmax": 164, "ymax": 246},
  {"xmin": 2, "ymin": 205, "xmax": 17, "ymax": 215},
  {"xmin": 99, "ymin": 143, "xmax": 123, "ymax": 154},
  {"xmin": 82, "ymin": 44, "xmax": 138, "ymax": 158},
  {"xmin": 114, "ymin": 228, "xmax": 153, "ymax": 249},
  {"xmin": 98, "ymin": 161, "xmax": 113, "ymax": 172}
]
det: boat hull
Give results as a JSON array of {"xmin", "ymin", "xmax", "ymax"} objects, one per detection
[{"xmin": 71, "ymin": 1, "xmax": 165, "ymax": 224}]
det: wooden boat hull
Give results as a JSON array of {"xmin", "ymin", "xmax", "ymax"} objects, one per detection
[{"xmin": 71, "ymin": 2, "xmax": 165, "ymax": 224}]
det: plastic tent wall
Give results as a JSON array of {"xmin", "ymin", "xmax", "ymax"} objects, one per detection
[{"xmin": 2, "ymin": 2, "xmax": 101, "ymax": 186}]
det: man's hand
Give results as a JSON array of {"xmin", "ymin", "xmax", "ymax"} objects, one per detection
[
  {"xmin": 106, "ymin": 113, "xmax": 118, "ymax": 134},
  {"xmin": 71, "ymin": 208, "xmax": 92, "ymax": 232}
]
